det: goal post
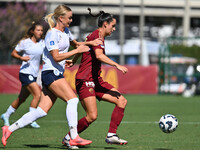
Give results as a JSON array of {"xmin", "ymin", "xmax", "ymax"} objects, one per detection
[{"xmin": 158, "ymin": 37, "xmax": 200, "ymax": 94}]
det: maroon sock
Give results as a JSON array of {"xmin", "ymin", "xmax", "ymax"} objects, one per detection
[
  {"xmin": 77, "ymin": 117, "xmax": 90, "ymax": 134},
  {"xmin": 108, "ymin": 106, "xmax": 124, "ymax": 133},
  {"xmin": 66, "ymin": 117, "xmax": 90, "ymax": 136}
]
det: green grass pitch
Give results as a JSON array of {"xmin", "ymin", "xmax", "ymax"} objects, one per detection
[{"xmin": 0, "ymin": 94, "xmax": 200, "ymax": 150}]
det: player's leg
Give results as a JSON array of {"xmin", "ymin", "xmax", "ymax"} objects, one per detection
[
  {"xmin": 62, "ymin": 96, "xmax": 96, "ymax": 148},
  {"xmin": 80, "ymin": 96, "xmax": 98, "ymax": 121},
  {"xmin": 1, "ymin": 86, "xmax": 30, "ymax": 126},
  {"xmin": 101, "ymin": 88, "xmax": 128, "ymax": 145},
  {"xmin": 48, "ymin": 78, "xmax": 92, "ymax": 146},
  {"xmin": 1, "ymin": 87, "xmax": 55, "ymax": 146},
  {"xmin": 26, "ymin": 82, "xmax": 41, "ymax": 128}
]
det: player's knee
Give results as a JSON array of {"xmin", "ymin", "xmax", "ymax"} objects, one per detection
[
  {"xmin": 87, "ymin": 113, "xmax": 98, "ymax": 123},
  {"xmin": 118, "ymin": 97, "xmax": 127, "ymax": 108},
  {"xmin": 33, "ymin": 94, "xmax": 41, "ymax": 101}
]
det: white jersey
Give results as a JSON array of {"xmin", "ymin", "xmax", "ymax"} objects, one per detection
[
  {"xmin": 42, "ymin": 28, "xmax": 74, "ymax": 74},
  {"xmin": 15, "ymin": 38, "xmax": 45, "ymax": 77}
]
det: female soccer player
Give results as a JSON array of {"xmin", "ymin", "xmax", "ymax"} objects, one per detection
[
  {"xmin": 1, "ymin": 22, "xmax": 45, "ymax": 128},
  {"xmin": 1, "ymin": 5, "xmax": 102, "ymax": 149},
  {"xmin": 63, "ymin": 8, "xmax": 128, "ymax": 146}
]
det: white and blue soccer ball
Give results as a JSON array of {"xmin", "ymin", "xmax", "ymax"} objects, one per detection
[{"xmin": 159, "ymin": 114, "xmax": 178, "ymax": 133}]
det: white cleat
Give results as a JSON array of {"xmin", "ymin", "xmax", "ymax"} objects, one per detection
[
  {"xmin": 30, "ymin": 121, "xmax": 40, "ymax": 128},
  {"xmin": 1, "ymin": 114, "xmax": 10, "ymax": 126},
  {"xmin": 105, "ymin": 134, "xmax": 128, "ymax": 145},
  {"xmin": 62, "ymin": 137, "xmax": 79, "ymax": 149}
]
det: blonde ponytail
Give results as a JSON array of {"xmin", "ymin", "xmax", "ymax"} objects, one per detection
[{"xmin": 44, "ymin": 13, "xmax": 55, "ymax": 29}]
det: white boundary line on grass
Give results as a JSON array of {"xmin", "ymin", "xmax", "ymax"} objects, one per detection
[{"xmin": 17, "ymin": 120, "xmax": 200, "ymax": 125}]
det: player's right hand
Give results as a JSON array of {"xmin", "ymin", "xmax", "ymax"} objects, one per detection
[
  {"xmin": 77, "ymin": 45, "xmax": 90, "ymax": 53},
  {"xmin": 116, "ymin": 65, "xmax": 128, "ymax": 74},
  {"xmin": 21, "ymin": 56, "xmax": 30, "ymax": 62}
]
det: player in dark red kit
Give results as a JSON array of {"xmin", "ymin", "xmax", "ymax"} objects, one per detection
[{"xmin": 63, "ymin": 8, "xmax": 128, "ymax": 146}]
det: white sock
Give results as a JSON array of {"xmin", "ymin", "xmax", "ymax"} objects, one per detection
[
  {"xmin": 107, "ymin": 132, "xmax": 116, "ymax": 137},
  {"xmin": 66, "ymin": 98, "xmax": 79, "ymax": 139},
  {"xmin": 69, "ymin": 126, "xmax": 78, "ymax": 139},
  {"xmin": 29, "ymin": 107, "xmax": 36, "ymax": 112},
  {"xmin": 29, "ymin": 107, "xmax": 37, "ymax": 123},
  {"xmin": 8, "ymin": 107, "xmax": 47, "ymax": 132},
  {"xmin": 5, "ymin": 105, "xmax": 16, "ymax": 118}
]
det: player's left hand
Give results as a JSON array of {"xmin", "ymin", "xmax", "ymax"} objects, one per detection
[
  {"xmin": 65, "ymin": 60, "xmax": 73, "ymax": 68},
  {"xmin": 91, "ymin": 38, "xmax": 103, "ymax": 46}
]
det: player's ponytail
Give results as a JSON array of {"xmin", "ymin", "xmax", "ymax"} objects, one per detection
[
  {"xmin": 88, "ymin": 8, "xmax": 114, "ymax": 27},
  {"xmin": 44, "ymin": 13, "xmax": 55, "ymax": 29},
  {"xmin": 88, "ymin": 8, "xmax": 104, "ymax": 17}
]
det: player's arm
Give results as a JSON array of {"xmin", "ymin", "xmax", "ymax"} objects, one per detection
[
  {"xmin": 70, "ymin": 39, "xmax": 103, "ymax": 48},
  {"xmin": 50, "ymin": 45, "xmax": 89, "ymax": 62},
  {"xmin": 95, "ymin": 49, "xmax": 128, "ymax": 74},
  {"xmin": 65, "ymin": 54, "xmax": 81, "ymax": 68},
  {"xmin": 11, "ymin": 49, "xmax": 30, "ymax": 62}
]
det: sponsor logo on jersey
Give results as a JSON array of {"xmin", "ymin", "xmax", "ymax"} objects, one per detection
[
  {"xmin": 50, "ymin": 41, "xmax": 55, "ymax": 45},
  {"xmin": 85, "ymin": 81, "xmax": 95, "ymax": 87},
  {"xmin": 100, "ymin": 45, "xmax": 104, "ymax": 48}
]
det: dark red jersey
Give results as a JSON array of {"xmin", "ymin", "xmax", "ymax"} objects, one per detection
[{"xmin": 76, "ymin": 29, "xmax": 105, "ymax": 81}]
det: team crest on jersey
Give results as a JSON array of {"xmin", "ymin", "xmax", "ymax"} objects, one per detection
[
  {"xmin": 50, "ymin": 41, "xmax": 55, "ymax": 45},
  {"xmin": 89, "ymin": 88, "xmax": 94, "ymax": 94},
  {"xmin": 53, "ymin": 69, "xmax": 60, "ymax": 76},
  {"xmin": 28, "ymin": 75, "xmax": 34, "ymax": 81}
]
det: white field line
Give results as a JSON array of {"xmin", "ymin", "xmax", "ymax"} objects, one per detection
[{"xmin": 10, "ymin": 120, "xmax": 200, "ymax": 125}]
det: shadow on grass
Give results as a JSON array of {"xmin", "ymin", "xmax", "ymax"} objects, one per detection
[
  {"xmin": 78, "ymin": 145, "xmax": 118, "ymax": 149},
  {"xmin": 154, "ymin": 148, "xmax": 172, "ymax": 150},
  {"xmin": 25, "ymin": 144, "xmax": 67, "ymax": 149},
  {"xmin": 24, "ymin": 144, "xmax": 120, "ymax": 149},
  {"xmin": 25, "ymin": 144, "xmax": 49, "ymax": 148}
]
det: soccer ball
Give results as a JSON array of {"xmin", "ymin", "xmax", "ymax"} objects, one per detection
[{"xmin": 159, "ymin": 114, "xmax": 178, "ymax": 133}]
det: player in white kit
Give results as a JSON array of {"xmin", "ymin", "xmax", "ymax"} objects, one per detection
[
  {"xmin": 1, "ymin": 4, "xmax": 102, "ymax": 149},
  {"xmin": 1, "ymin": 22, "xmax": 45, "ymax": 128}
]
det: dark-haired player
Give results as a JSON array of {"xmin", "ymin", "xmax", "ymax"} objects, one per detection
[{"xmin": 63, "ymin": 8, "xmax": 128, "ymax": 146}]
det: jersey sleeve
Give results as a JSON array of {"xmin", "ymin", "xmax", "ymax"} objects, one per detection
[
  {"xmin": 87, "ymin": 32, "xmax": 104, "ymax": 51},
  {"xmin": 45, "ymin": 30, "xmax": 59, "ymax": 51},
  {"xmin": 15, "ymin": 40, "xmax": 25, "ymax": 52}
]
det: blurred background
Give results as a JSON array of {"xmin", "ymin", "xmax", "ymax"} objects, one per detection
[{"xmin": 0, "ymin": 0, "xmax": 200, "ymax": 96}]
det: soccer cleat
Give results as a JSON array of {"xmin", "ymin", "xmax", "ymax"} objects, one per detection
[
  {"xmin": 62, "ymin": 137, "xmax": 79, "ymax": 149},
  {"xmin": 30, "ymin": 121, "xmax": 40, "ymax": 128},
  {"xmin": 105, "ymin": 134, "xmax": 128, "ymax": 145},
  {"xmin": 1, "ymin": 114, "xmax": 10, "ymax": 126},
  {"xmin": 1, "ymin": 126, "xmax": 12, "ymax": 146},
  {"xmin": 69, "ymin": 135, "xmax": 92, "ymax": 146}
]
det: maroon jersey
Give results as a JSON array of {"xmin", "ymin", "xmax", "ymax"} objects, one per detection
[{"xmin": 76, "ymin": 29, "xmax": 105, "ymax": 81}]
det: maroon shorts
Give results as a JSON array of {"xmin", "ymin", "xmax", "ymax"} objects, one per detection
[{"xmin": 76, "ymin": 77, "xmax": 114, "ymax": 101}]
